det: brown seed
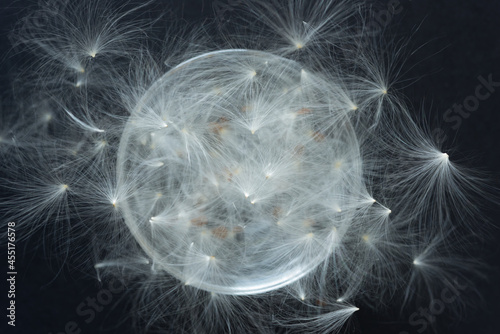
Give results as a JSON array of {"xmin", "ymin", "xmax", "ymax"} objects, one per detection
[
  {"xmin": 297, "ymin": 108, "xmax": 313, "ymax": 115},
  {"xmin": 241, "ymin": 105, "xmax": 252, "ymax": 112},
  {"xmin": 312, "ymin": 131, "xmax": 325, "ymax": 142},
  {"xmin": 272, "ymin": 207, "xmax": 283, "ymax": 218},
  {"xmin": 191, "ymin": 216, "xmax": 208, "ymax": 227},
  {"xmin": 232, "ymin": 226, "xmax": 244, "ymax": 234},
  {"xmin": 212, "ymin": 226, "xmax": 228, "ymax": 239},
  {"xmin": 224, "ymin": 168, "xmax": 233, "ymax": 182},
  {"xmin": 210, "ymin": 117, "xmax": 229, "ymax": 135},
  {"xmin": 316, "ymin": 299, "xmax": 328, "ymax": 307}
]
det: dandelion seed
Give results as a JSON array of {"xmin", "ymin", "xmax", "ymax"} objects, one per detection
[
  {"xmin": 2, "ymin": 1, "xmax": 495, "ymax": 333},
  {"xmin": 297, "ymin": 108, "xmax": 312, "ymax": 115},
  {"xmin": 212, "ymin": 226, "xmax": 228, "ymax": 239},
  {"xmin": 191, "ymin": 217, "xmax": 207, "ymax": 227}
]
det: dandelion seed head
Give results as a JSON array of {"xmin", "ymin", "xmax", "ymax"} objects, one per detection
[
  {"xmin": 2, "ymin": 1, "xmax": 495, "ymax": 333},
  {"xmin": 116, "ymin": 49, "xmax": 362, "ymax": 295}
]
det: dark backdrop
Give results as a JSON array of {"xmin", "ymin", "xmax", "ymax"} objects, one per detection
[{"xmin": 1, "ymin": 1, "xmax": 499, "ymax": 333}]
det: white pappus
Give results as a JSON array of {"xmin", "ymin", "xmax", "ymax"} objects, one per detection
[{"xmin": 0, "ymin": 1, "xmax": 497, "ymax": 333}]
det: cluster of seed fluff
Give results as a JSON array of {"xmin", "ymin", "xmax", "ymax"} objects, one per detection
[{"xmin": 0, "ymin": 1, "xmax": 490, "ymax": 333}]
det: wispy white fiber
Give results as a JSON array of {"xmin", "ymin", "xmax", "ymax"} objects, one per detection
[{"xmin": 0, "ymin": 1, "xmax": 496, "ymax": 333}]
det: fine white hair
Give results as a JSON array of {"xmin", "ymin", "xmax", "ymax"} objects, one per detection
[{"xmin": 0, "ymin": 1, "xmax": 496, "ymax": 333}]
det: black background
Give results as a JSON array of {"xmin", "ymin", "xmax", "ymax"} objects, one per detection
[{"xmin": 1, "ymin": 0, "xmax": 499, "ymax": 333}]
